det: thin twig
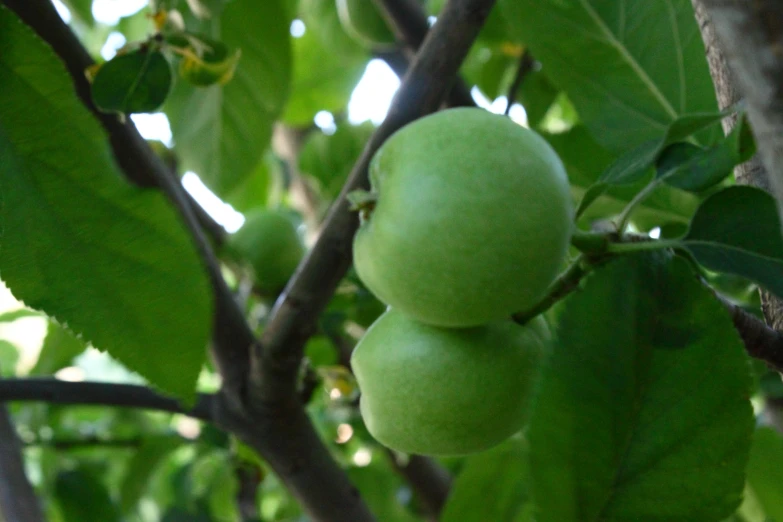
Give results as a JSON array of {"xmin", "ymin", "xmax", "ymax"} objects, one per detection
[
  {"xmin": 512, "ymin": 256, "xmax": 592, "ymax": 325},
  {"xmin": 0, "ymin": 379, "xmax": 216, "ymax": 421},
  {"xmin": 0, "ymin": 404, "xmax": 45, "ymax": 522},
  {"xmin": 504, "ymin": 50, "xmax": 534, "ymax": 115}
]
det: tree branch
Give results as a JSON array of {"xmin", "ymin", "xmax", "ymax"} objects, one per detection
[
  {"xmin": 692, "ymin": 0, "xmax": 783, "ymax": 335},
  {"xmin": 693, "ymin": 0, "xmax": 783, "ymax": 216},
  {"xmin": 0, "ymin": 404, "xmax": 45, "ymax": 522},
  {"xmin": 504, "ymin": 50, "xmax": 534, "ymax": 115},
  {"xmin": 718, "ymin": 296, "xmax": 783, "ymax": 373},
  {"xmin": 387, "ymin": 452, "xmax": 453, "ymax": 520},
  {"xmin": 254, "ymin": 0, "xmax": 498, "ymax": 403},
  {"xmin": 1, "ymin": 0, "xmax": 256, "ymax": 403},
  {"xmin": 0, "ymin": 379, "xmax": 216, "ymax": 421},
  {"xmin": 373, "ymin": 0, "xmax": 476, "ymax": 107}
]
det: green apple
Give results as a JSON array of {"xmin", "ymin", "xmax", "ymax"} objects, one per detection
[
  {"xmin": 336, "ymin": 0, "xmax": 395, "ymax": 50},
  {"xmin": 351, "ymin": 309, "xmax": 549, "ymax": 456},
  {"xmin": 227, "ymin": 210, "xmax": 304, "ymax": 293},
  {"xmin": 353, "ymin": 107, "xmax": 573, "ymax": 327}
]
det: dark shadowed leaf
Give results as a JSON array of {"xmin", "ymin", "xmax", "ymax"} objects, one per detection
[
  {"xmin": 91, "ymin": 48, "xmax": 172, "ymax": 114},
  {"xmin": 499, "ymin": 0, "xmax": 719, "ymax": 153},
  {"xmin": 0, "ymin": 6, "xmax": 212, "ymax": 400},
  {"xmin": 55, "ymin": 469, "xmax": 121, "ymax": 522},
  {"xmin": 683, "ymin": 186, "xmax": 783, "ymax": 299},
  {"xmin": 576, "ymin": 112, "xmax": 727, "ymax": 216},
  {"xmin": 529, "ymin": 253, "xmax": 754, "ymax": 522},
  {"xmin": 441, "ymin": 438, "xmax": 531, "ymax": 522}
]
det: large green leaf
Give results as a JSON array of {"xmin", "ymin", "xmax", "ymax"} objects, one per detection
[
  {"xmin": 441, "ymin": 438, "xmax": 531, "ymax": 522},
  {"xmin": 0, "ymin": 6, "xmax": 212, "ymax": 400},
  {"xmin": 745, "ymin": 427, "xmax": 783, "ymax": 521},
  {"xmin": 529, "ymin": 253, "xmax": 754, "ymax": 522},
  {"xmin": 29, "ymin": 322, "xmax": 87, "ymax": 376},
  {"xmin": 683, "ymin": 186, "xmax": 783, "ymax": 300},
  {"xmin": 499, "ymin": 0, "xmax": 719, "ymax": 152},
  {"xmin": 166, "ymin": 0, "xmax": 292, "ymax": 197}
]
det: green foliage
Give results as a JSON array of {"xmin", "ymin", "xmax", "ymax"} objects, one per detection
[
  {"xmin": 529, "ymin": 254, "xmax": 754, "ymax": 521},
  {"xmin": 499, "ymin": 0, "xmax": 719, "ymax": 152},
  {"xmin": 55, "ymin": 468, "xmax": 122, "ymax": 522},
  {"xmin": 120, "ymin": 435, "xmax": 184, "ymax": 514},
  {"xmin": 165, "ymin": 0, "xmax": 292, "ymax": 197},
  {"xmin": 91, "ymin": 48, "xmax": 173, "ymax": 114},
  {"xmin": 0, "ymin": 5, "xmax": 212, "ymax": 400},
  {"xmin": 682, "ymin": 186, "xmax": 783, "ymax": 300},
  {"xmin": 283, "ymin": 0, "xmax": 368, "ymax": 125},
  {"xmin": 30, "ymin": 322, "xmax": 87, "ymax": 376},
  {"xmin": 441, "ymin": 438, "xmax": 531, "ymax": 522},
  {"xmin": 744, "ymin": 428, "xmax": 783, "ymax": 520}
]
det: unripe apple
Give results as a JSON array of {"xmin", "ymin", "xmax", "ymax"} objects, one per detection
[
  {"xmin": 351, "ymin": 309, "xmax": 549, "ymax": 456},
  {"xmin": 226, "ymin": 210, "xmax": 304, "ymax": 293},
  {"xmin": 353, "ymin": 108, "xmax": 573, "ymax": 327}
]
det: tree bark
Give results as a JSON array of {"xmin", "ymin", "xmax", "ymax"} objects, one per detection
[
  {"xmin": 692, "ymin": 0, "xmax": 783, "ymax": 332},
  {"xmin": 0, "ymin": 405, "xmax": 45, "ymax": 522}
]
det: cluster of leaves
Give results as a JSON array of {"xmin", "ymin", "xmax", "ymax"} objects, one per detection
[{"xmin": 2, "ymin": 0, "xmax": 783, "ymax": 520}]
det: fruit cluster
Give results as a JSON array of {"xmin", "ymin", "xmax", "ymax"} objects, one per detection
[{"xmin": 351, "ymin": 108, "xmax": 574, "ymax": 456}]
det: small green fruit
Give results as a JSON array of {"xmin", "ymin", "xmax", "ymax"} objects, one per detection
[
  {"xmin": 336, "ymin": 0, "xmax": 395, "ymax": 50},
  {"xmin": 351, "ymin": 309, "xmax": 549, "ymax": 456},
  {"xmin": 227, "ymin": 210, "xmax": 304, "ymax": 293},
  {"xmin": 353, "ymin": 108, "xmax": 573, "ymax": 327}
]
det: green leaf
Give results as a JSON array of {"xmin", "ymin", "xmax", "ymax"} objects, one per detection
[
  {"xmin": 61, "ymin": 0, "xmax": 94, "ymax": 27},
  {"xmin": 165, "ymin": 0, "xmax": 292, "ymax": 197},
  {"xmin": 29, "ymin": 322, "xmax": 87, "ymax": 376},
  {"xmin": 745, "ymin": 427, "xmax": 783, "ymax": 521},
  {"xmin": 576, "ymin": 112, "xmax": 727, "ymax": 217},
  {"xmin": 222, "ymin": 152, "xmax": 281, "ymax": 213},
  {"xmin": 543, "ymin": 126, "xmax": 699, "ymax": 226},
  {"xmin": 518, "ymin": 68, "xmax": 559, "ymax": 129},
  {"xmin": 121, "ymin": 435, "xmax": 184, "ymax": 514},
  {"xmin": 0, "ymin": 6, "xmax": 213, "ymax": 400},
  {"xmin": 683, "ymin": 186, "xmax": 783, "ymax": 300},
  {"xmin": 529, "ymin": 253, "xmax": 754, "ymax": 522},
  {"xmin": 91, "ymin": 49, "xmax": 173, "ymax": 114},
  {"xmin": 283, "ymin": 0, "xmax": 368, "ymax": 125},
  {"xmin": 660, "ymin": 116, "xmax": 756, "ymax": 192},
  {"xmin": 0, "ymin": 308, "xmax": 41, "ymax": 323},
  {"xmin": 441, "ymin": 438, "xmax": 531, "ymax": 522},
  {"xmin": 499, "ymin": 0, "xmax": 719, "ymax": 152},
  {"xmin": 0, "ymin": 339, "xmax": 19, "ymax": 376},
  {"xmin": 55, "ymin": 469, "xmax": 121, "ymax": 522}
]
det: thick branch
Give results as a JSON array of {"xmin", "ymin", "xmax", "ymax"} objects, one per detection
[
  {"xmin": 387, "ymin": 453, "xmax": 453, "ymax": 520},
  {"xmin": 373, "ymin": 0, "xmax": 476, "ymax": 107},
  {"xmin": 0, "ymin": 404, "xmax": 45, "ymax": 522},
  {"xmin": 1, "ymin": 0, "xmax": 255, "ymax": 401},
  {"xmin": 0, "ymin": 379, "xmax": 216, "ymax": 421},
  {"xmin": 694, "ymin": 0, "xmax": 783, "ymax": 215},
  {"xmin": 692, "ymin": 1, "xmax": 783, "ymax": 334},
  {"xmin": 719, "ymin": 297, "xmax": 783, "ymax": 373},
  {"xmin": 254, "ymin": 0, "xmax": 498, "ymax": 403}
]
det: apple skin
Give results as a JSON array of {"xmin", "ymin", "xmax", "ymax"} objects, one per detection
[
  {"xmin": 227, "ymin": 210, "xmax": 304, "ymax": 293},
  {"xmin": 353, "ymin": 108, "xmax": 573, "ymax": 327},
  {"xmin": 351, "ymin": 309, "xmax": 550, "ymax": 456}
]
